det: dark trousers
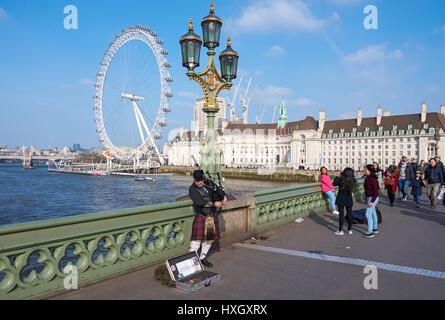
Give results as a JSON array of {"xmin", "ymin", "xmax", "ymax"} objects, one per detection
[
  {"xmin": 387, "ymin": 188, "xmax": 395, "ymax": 206},
  {"xmin": 338, "ymin": 206, "xmax": 353, "ymax": 232}
]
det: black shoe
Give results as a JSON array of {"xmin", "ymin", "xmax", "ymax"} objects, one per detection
[
  {"xmin": 390, "ymin": 203, "xmax": 394, "ymax": 207},
  {"xmin": 201, "ymin": 258, "xmax": 213, "ymax": 268},
  {"xmin": 373, "ymin": 229, "xmax": 379, "ymax": 234},
  {"xmin": 363, "ymin": 233, "xmax": 374, "ymax": 238}
]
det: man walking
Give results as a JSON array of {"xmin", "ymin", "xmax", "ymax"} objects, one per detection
[
  {"xmin": 423, "ymin": 158, "xmax": 445, "ymax": 209},
  {"xmin": 398, "ymin": 156, "xmax": 414, "ymax": 201}
]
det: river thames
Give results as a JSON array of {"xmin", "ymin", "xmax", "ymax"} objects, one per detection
[{"xmin": 0, "ymin": 164, "xmax": 298, "ymax": 227}]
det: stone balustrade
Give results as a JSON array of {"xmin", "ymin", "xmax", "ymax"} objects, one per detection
[{"xmin": 0, "ymin": 179, "xmax": 364, "ymax": 300}]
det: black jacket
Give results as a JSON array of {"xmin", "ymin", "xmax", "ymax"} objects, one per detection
[
  {"xmin": 333, "ymin": 177, "xmax": 354, "ymax": 207},
  {"xmin": 189, "ymin": 183, "xmax": 215, "ymax": 216},
  {"xmin": 410, "ymin": 178, "xmax": 425, "ymax": 196}
]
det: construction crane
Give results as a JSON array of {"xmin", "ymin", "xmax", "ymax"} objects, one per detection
[
  {"xmin": 226, "ymin": 77, "xmax": 243, "ymax": 121},
  {"xmin": 272, "ymin": 103, "xmax": 278, "ymax": 124},
  {"xmin": 240, "ymin": 78, "xmax": 257, "ymax": 124},
  {"xmin": 256, "ymin": 103, "xmax": 269, "ymax": 124}
]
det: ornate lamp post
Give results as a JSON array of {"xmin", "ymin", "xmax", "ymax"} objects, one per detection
[{"xmin": 180, "ymin": 2, "xmax": 239, "ymax": 184}]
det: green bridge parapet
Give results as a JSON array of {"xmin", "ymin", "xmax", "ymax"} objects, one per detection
[
  {"xmin": 0, "ymin": 201, "xmax": 194, "ymax": 300},
  {"xmin": 0, "ymin": 179, "xmax": 365, "ymax": 300}
]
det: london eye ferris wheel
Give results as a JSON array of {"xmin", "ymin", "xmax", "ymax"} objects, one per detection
[{"xmin": 93, "ymin": 25, "xmax": 173, "ymax": 164}]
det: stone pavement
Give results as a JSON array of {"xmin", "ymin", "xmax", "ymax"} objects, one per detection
[{"xmin": 52, "ymin": 194, "xmax": 445, "ymax": 300}]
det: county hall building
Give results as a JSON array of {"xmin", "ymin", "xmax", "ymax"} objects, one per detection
[{"xmin": 164, "ymin": 101, "xmax": 445, "ymax": 171}]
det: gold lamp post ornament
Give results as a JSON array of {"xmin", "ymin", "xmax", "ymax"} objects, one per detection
[{"xmin": 179, "ymin": 2, "xmax": 239, "ymax": 185}]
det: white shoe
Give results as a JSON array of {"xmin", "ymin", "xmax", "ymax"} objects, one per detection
[
  {"xmin": 348, "ymin": 231, "xmax": 353, "ymax": 235},
  {"xmin": 333, "ymin": 211, "xmax": 339, "ymax": 215},
  {"xmin": 335, "ymin": 231, "xmax": 344, "ymax": 236}
]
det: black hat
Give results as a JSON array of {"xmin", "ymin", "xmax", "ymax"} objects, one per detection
[{"xmin": 193, "ymin": 170, "xmax": 205, "ymax": 181}]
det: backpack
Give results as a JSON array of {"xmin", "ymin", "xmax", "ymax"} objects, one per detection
[{"xmin": 345, "ymin": 208, "xmax": 382, "ymax": 224}]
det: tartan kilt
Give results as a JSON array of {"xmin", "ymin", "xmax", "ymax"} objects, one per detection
[{"xmin": 190, "ymin": 214, "xmax": 220, "ymax": 241}]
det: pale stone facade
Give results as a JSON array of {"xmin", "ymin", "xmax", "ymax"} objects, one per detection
[{"xmin": 164, "ymin": 102, "xmax": 445, "ymax": 170}]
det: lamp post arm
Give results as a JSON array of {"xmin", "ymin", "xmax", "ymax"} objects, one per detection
[{"xmin": 186, "ymin": 52, "xmax": 232, "ymax": 107}]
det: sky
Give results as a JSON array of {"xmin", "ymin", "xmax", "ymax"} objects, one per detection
[{"xmin": 0, "ymin": 0, "xmax": 444, "ymax": 150}]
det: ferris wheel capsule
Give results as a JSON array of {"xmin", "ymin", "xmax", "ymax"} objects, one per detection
[
  {"xmin": 156, "ymin": 39, "xmax": 163, "ymax": 45},
  {"xmin": 165, "ymin": 92, "xmax": 173, "ymax": 98},
  {"xmin": 150, "ymin": 31, "xmax": 157, "ymax": 37}
]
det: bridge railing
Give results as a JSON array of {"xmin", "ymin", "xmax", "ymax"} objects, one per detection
[
  {"xmin": 0, "ymin": 201, "xmax": 194, "ymax": 300},
  {"xmin": 254, "ymin": 179, "xmax": 365, "ymax": 231},
  {"xmin": 0, "ymin": 179, "xmax": 365, "ymax": 300}
]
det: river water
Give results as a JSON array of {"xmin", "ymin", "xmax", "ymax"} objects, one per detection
[{"xmin": 0, "ymin": 164, "xmax": 298, "ymax": 227}]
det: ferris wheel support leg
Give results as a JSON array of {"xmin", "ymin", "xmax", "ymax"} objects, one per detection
[
  {"xmin": 132, "ymin": 101, "xmax": 146, "ymax": 146},
  {"xmin": 134, "ymin": 103, "xmax": 165, "ymax": 165}
]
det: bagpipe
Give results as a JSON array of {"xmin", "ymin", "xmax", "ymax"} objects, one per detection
[
  {"xmin": 203, "ymin": 171, "xmax": 226, "ymax": 242},
  {"xmin": 204, "ymin": 171, "xmax": 226, "ymax": 203}
]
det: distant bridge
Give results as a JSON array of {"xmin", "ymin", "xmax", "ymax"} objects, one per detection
[{"xmin": 0, "ymin": 155, "xmax": 75, "ymax": 161}]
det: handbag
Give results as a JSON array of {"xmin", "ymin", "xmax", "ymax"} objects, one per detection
[
  {"xmin": 438, "ymin": 188, "xmax": 445, "ymax": 201},
  {"xmin": 384, "ymin": 176, "xmax": 394, "ymax": 186}
]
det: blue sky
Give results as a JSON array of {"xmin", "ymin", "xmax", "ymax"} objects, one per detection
[{"xmin": 0, "ymin": 0, "xmax": 444, "ymax": 149}]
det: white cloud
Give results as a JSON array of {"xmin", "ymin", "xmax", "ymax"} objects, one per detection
[
  {"xmin": 426, "ymin": 85, "xmax": 441, "ymax": 93},
  {"xmin": 342, "ymin": 44, "xmax": 403, "ymax": 85},
  {"xmin": 178, "ymin": 91, "xmax": 199, "ymax": 99},
  {"xmin": 78, "ymin": 78, "xmax": 95, "ymax": 86},
  {"xmin": 265, "ymin": 45, "xmax": 286, "ymax": 56},
  {"xmin": 0, "ymin": 8, "xmax": 9, "ymax": 20},
  {"xmin": 339, "ymin": 112, "xmax": 356, "ymax": 120},
  {"xmin": 328, "ymin": 0, "xmax": 365, "ymax": 5},
  {"xmin": 252, "ymin": 85, "xmax": 293, "ymax": 105},
  {"xmin": 343, "ymin": 44, "xmax": 403, "ymax": 66},
  {"xmin": 434, "ymin": 26, "xmax": 445, "ymax": 33},
  {"xmin": 225, "ymin": 0, "xmax": 339, "ymax": 35},
  {"xmin": 288, "ymin": 98, "xmax": 313, "ymax": 107}
]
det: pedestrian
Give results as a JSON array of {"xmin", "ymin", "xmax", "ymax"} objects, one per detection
[
  {"xmin": 363, "ymin": 164, "xmax": 380, "ymax": 238},
  {"xmin": 410, "ymin": 158, "xmax": 418, "ymax": 173},
  {"xmin": 373, "ymin": 162, "xmax": 384, "ymax": 190},
  {"xmin": 320, "ymin": 167, "xmax": 339, "ymax": 215},
  {"xmin": 383, "ymin": 165, "xmax": 400, "ymax": 207},
  {"xmin": 423, "ymin": 158, "xmax": 445, "ymax": 209},
  {"xmin": 398, "ymin": 156, "xmax": 415, "ymax": 201},
  {"xmin": 332, "ymin": 168, "xmax": 356, "ymax": 236},
  {"xmin": 418, "ymin": 160, "xmax": 427, "ymax": 178},
  {"xmin": 411, "ymin": 171, "xmax": 425, "ymax": 208},
  {"xmin": 188, "ymin": 170, "xmax": 227, "ymax": 267},
  {"xmin": 435, "ymin": 156, "xmax": 444, "ymax": 173}
]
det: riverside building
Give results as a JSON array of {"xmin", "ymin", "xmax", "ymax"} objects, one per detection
[{"xmin": 164, "ymin": 102, "xmax": 445, "ymax": 171}]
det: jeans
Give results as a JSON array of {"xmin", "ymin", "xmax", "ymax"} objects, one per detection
[
  {"xmin": 398, "ymin": 180, "xmax": 409, "ymax": 198},
  {"xmin": 366, "ymin": 197, "xmax": 379, "ymax": 234},
  {"xmin": 414, "ymin": 195, "xmax": 421, "ymax": 205},
  {"xmin": 325, "ymin": 190, "xmax": 336, "ymax": 212}
]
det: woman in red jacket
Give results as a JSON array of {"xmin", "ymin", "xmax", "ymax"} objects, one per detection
[{"xmin": 383, "ymin": 165, "xmax": 400, "ymax": 207}]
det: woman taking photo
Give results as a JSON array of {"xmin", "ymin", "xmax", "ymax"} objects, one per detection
[
  {"xmin": 332, "ymin": 168, "xmax": 356, "ymax": 235},
  {"xmin": 364, "ymin": 165, "xmax": 380, "ymax": 238},
  {"xmin": 383, "ymin": 165, "xmax": 400, "ymax": 207},
  {"xmin": 320, "ymin": 167, "xmax": 339, "ymax": 215}
]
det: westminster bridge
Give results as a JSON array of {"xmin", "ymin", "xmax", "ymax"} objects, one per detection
[{"xmin": 0, "ymin": 180, "xmax": 444, "ymax": 300}]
